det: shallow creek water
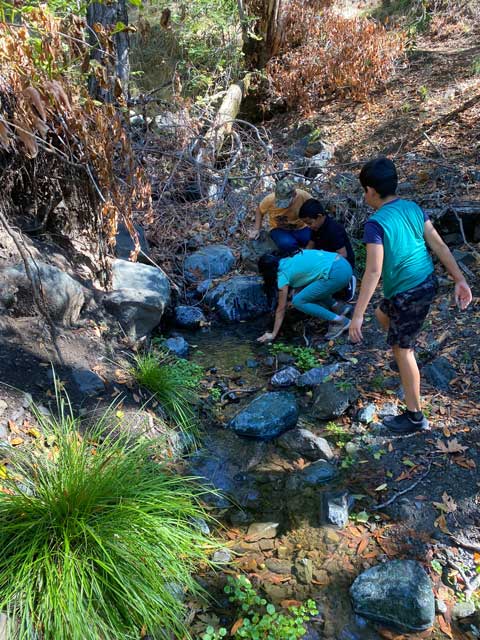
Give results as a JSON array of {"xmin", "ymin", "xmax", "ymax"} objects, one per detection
[{"xmin": 187, "ymin": 323, "xmax": 385, "ymax": 640}]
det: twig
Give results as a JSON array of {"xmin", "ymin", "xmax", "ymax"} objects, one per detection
[
  {"xmin": 372, "ymin": 462, "xmax": 432, "ymax": 511},
  {"xmin": 422, "ymin": 131, "xmax": 446, "ymax": 159},
  {"xmin": 453, "ymin": 209, "xmax": 480, "ymax": 261},
  {"xmin": 448, "ymin": 535, "xmax": 480, "ymax": 553}
]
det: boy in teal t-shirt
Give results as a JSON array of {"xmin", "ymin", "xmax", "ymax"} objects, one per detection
[{"xmin": 350, "ymin": 157, "xmax": 472, "ymax": 434}]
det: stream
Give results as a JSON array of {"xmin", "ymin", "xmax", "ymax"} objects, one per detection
[{"xmin": 185, "ymin": 322, "xmax": 384, "ymax": 640}]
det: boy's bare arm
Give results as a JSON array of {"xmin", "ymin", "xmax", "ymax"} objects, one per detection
[
  {"xmin": 350, "ymin": 243, "xmax": 384, "ymax": 342},
  {"xmin": 424, "ymin": 221, "xmax": 472, "ymax": 309}
]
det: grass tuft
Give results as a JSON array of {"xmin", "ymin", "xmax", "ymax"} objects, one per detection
[
  {"xmin": 132, "ymin": 351, "xmax": 203, "ymax": 436},
  {"xmin": 0, "ymin": 390, "xmax": 214, "ymax": 640}
]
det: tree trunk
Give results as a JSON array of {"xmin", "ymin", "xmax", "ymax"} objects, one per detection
[
  {"xmin": 242, "ymin": 0, "xmax": 287, "ymax": 70},
  {"xmin": 87, "ymin": 0, "xmax": 130, "ymax": 102}
]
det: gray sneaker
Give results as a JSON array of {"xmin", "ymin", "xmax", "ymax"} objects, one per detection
[
  {"xmin": 325, "ymin": 317, "xmax": 351, "ymax": 340},
  {"xmin": 332, "ymin": 301, "xmax": 353, "ymax": 316}
]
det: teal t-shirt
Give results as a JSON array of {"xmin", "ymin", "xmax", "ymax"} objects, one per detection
[
  {"xmin": 369, "ymin": 199, "xmax": 434, "ymax": 299},
  {"xmin": 277, "ymin": 250, "xmax": 337, "ymax": 289}
]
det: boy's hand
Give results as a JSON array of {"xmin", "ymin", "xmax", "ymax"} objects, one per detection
[
  {"xmin": 249, "ymin": 229, "xmax": 261, "ymax": 240},
  {"xmin": 455, "ymin": 280, "xmax": 472, "ymax": 310},
  {"xmin": 349, "ymin": 315, "xmax": 364, "ymax": 343}
]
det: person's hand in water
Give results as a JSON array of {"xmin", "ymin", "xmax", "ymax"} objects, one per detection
[
  {"xmin": 248, "ymin": 228, "xmax": 261, "ymax": 240},
  {"xmin": 257, "ymin": 332, "xmax": 274, "ymax": 343}
]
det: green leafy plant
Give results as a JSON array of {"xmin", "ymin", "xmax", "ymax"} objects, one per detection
[
  {"xmin": 325, "ymin": 421, "xmax": 351, "ymax": 448},
  {"xmin": 0, "ymin": 389, "xmax": 215, "ymax": 640},
  {"xmin": 202, "ymin": 575, "xmax": 318, "ymax": 639},
  {"xmin": 209, "ymin": 387, "xmax": 222, "ymax": 402},
  {"xmin": 352, "ymin": 239, "xmax": 366, "ymax": 275},
  {"xmin": 371, "ymin": 373, "xmax": 385, "ymax": 390},
  {"xmin": 269, "ymin": 343, "xmax": 319, "ymax": 372},
  {"xmin": 336, "ymin": 380, "xmax": 353, "ymax": 392},
  {"xmin": 132, "ymin": 351, "xmax": 203, "ymax": 434},
  {"xmin": 418, "ymin": 84, "xmax": 429, "ymax": 101}
]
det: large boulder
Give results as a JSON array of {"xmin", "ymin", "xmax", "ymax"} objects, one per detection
[
  {"xmin": 103, "ymin": 259, "xmax": 171, "ymax": 338},
  {"xmin": 205, "ymin": 275, "xmax": 273, "ymax": 322},
  {"xmin": 0, "ymin": 260, "xmax": 85, "ymax": 325},
  {"xmin": 311, "ymin": 381, "xmax": 358, "ymax": 420},
  {"xmin": 115, "ymin": 223, "xmax": 150, "ymax": 263},
  {"xmin": 350, "ymin": 560, "xmax": 435, "ymax": 632},
  {"xmin": 103, "ymin": 289, "xmax": 166, "ymax": 339},
  {"xmin": 241, "ymin": 231, "xmax": 278, "ymax": 271},
  {"xmin": 184, "ymin": 245, "xmax": 235, "ymax": 283},
  {"xmin": 229, "ymin": 392, "xmax": 299, "ymax": 440}
]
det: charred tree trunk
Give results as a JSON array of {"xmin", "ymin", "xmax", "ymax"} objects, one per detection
[
  {"xmin": 87, "ymin": 0, "xmax": 130, "ymax": 102},
  {"xmin": 242, "ymin": 0, "xmax": 287, "ymax": 70}
]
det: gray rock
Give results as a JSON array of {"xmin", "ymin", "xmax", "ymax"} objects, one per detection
[
  {"xmin": 452, "ymin": 600, "xmax": 476, "ymax": 619},
  {"xmin": 350, "ymin": 560, "xmax": 435, "ymax": 631},
  {"xmin": 311, "ymin": 381, "xmax": 358, "ymax": 420},
  {"xmin": 295, "ymin": 558, "xmax": 313, "ymax": 584},
  {"xmin": 247, "ymin": 522, "xmax": 279, "ymax": 541},
  {"xmin": 115, "ymin": 223, "xmax": 150, "ymax": 263},
  {"xmin": 265, "ymin": 558, "xmax": 291, "ymax": 575},
  {"xmin": 241, "ymin": 231, "xmax": 278, "ymax": 271},
  {"xmin": 173, "ymin": 305, "xmax": 206, "ymax": 329},
  {"xmin": 423, "ymin": 356, "xmax": 457, "ymax": 392},
  {"xmin": 0, "ymin": 401, "xmax": 7, "ymax": 417},
  {"xmin": 377, "ymin": 402, "xmax": 398, "ymax": 419},
  {"xmin": 296, "ymin": 363, "xmax": 342, "ymax": 387},
  {"xmin": 212, "ymin": 549, "xmax": 232, "ymax": 564},
  {"xmin": 184, "ymin": 245, "xmax": 235, "ymax": 283},
  {"xmin": 452, "ymin": 249, "xmax": 476, "ymax": 267},
  {"xmin": 435, "ymin": 599, "xmax": 447, "ymax": 614},
  {"xmin": 357, "ymin": 403, "xmax": 376, "ymax": 424},
  {"xmin": 164, "ymin": 336, "xmax": 189, "ymax": 358},
  {"xmin": 277, "ymin": 352, "xmax": 295, "ymax": 366},
  {"xmin": 246, "ymin": 359, "xmax": 258, "ymax": 369},
  {"xmin": 229, "ymin": 392, "xmax": 298, "ymax": 440},
  {"xmin": 271, "ymin": 366, "xmax": 301, "ymax": 388},
  {"xmin": 321, "ymin": 491, "xmax": 351, "ymax": 528},
  {"xmin": 190, "ymin": 517, "xmax": 210, "ymax": 536},
  {"xmin": 103, "ymin": 289, "xmax": 166, "ymax": 339},
  {"xmin": 277, "ymin": 428, "xmax": 334, "ymax": 461},
  {"xmin": 105, "ymin": 259, "xmax": 171, "ymax": 338},
  {"xmin": 112, "ymin": 259, "xmax": 170, "ymax": 301},
  {"xmin": 71, "ymin": 369, "xmax": 105, "ymax": 396},
  {"xmin": 293, "ymin": 460, "xmax": 337, "ymax": 487},
  {"xmin": 1, "ymin": 261, "xmax": 85, "ymax": 325},
  {"xmin": 205, "ymin": 275, "xmax": 274, "ymax": 322}
]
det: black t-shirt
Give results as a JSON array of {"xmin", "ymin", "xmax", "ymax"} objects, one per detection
[{"xmin": 312, "ymin": 216, "xmax": 355, "ymax": 269}]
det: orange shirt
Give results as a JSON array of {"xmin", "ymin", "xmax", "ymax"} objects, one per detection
[{"xmin": 259, "ymin": 189, "xmax": 311, "ymax": 230}]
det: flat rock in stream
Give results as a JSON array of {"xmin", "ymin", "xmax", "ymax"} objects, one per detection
[
  {"xmin": 296, "ymin": 363, "xmax": 343, "ymax": 387},
  {"xmin": 205, "ymin": 275, "xmax": 273, "ymax": 322},
  {"xmin": 311, "ymin": 381, "xmax": 358, "ymax": 420},
  {"xmin": 350, "ymin": 560, "xmax": 435, "ymax": 632},
  {"xmin": 270, "ymin": 366, "xmax": 301, "ymax": 388},
  {"xmin": 229, "ymin": 392, "xmax": 299, "ymax": 439},
  {"xmin": 277, "ymin": 428, "xmax": 334, "ymax": 461},
  {"xmin": 423, "ymin": 356, "xmax": 457, "ymax": 392},
  {"xmin": 173, "ymin": 305, "xmax": 206, "ymax": 329},
  {"xmin": 287, "ymin": 460, "xmax": 337, "ymax": 489}
]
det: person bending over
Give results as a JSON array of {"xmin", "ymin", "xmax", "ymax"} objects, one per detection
[
  {"xmin": 299, "ymin": 198, "xmax": 357, "ymax": 301},
  {"xmin": 249, "ymin": 178, "xmax": 312, "ymax": 254},
  {"xmin": 257, "ymin": 249, "xmax": 352, "ymax": 344},
  {"xmin": 349, "ymin": 157, "xmax": 472, "ymax": 434}
]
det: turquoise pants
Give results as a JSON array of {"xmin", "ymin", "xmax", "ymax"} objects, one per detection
[{"xmin": 292, "ymin": 257, "xmax": 352, "ymax": 322}]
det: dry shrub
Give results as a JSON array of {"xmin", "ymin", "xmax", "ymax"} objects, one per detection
[
  {"xmin": 0, "ymin": 9, "xmax": 152, "ymax": 272},
  {"xmin": 266, "ymin": 7, "xmax": 405, "ymax": 112}
]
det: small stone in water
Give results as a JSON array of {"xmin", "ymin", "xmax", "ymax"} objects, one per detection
[
  {"xmin": 213, "ymin": 549, "xmax": 232, "ymax": 564},
  {"xmin": 246, "ymin": 359, "xmax": 259, "ymax": 368},
  {"xmin": 246, "ymin": 522, "xmax": 279, "ymax": 541}
]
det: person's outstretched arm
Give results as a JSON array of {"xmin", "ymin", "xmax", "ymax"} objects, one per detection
[
  {"xmin": 424, "ymin": 221, "xmax": 472, "ymax": 309},
  {"xmin": 349, "ymin": 244, "xmax": 384, "ymax": 343},
  {"xmin": 248, "ymin": 206, "xmax": 263, "ymax": 240},
  {"xmin": 258, "ymin": 286, "xmax": 289, "ymax": 342}
]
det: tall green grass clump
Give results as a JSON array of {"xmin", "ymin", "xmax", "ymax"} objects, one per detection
[
  {"xmin": 0, "ymin": 394, "xmax": 214, "ymax": 640},
  {"xmin": 132, "ymin": 351, "xmax": 203, "ymax": 434}
]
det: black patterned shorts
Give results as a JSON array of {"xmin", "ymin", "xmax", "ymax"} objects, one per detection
[{"xmin": 379, "ymin": 273, "xmax": 438, "ymax": 349}]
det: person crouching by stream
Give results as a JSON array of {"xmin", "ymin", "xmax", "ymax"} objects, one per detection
[
  {"xmin": 257, "ymin": 249, "xmax": 353, "ymax": 344},
  {"xmin": 249, "ymin": 178, "xmax": 312, "ymax": 254}
]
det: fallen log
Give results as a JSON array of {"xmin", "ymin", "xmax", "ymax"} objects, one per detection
[{"xmin": 423, "ymin": 200, "xmax": 480, "ymax": 219}]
